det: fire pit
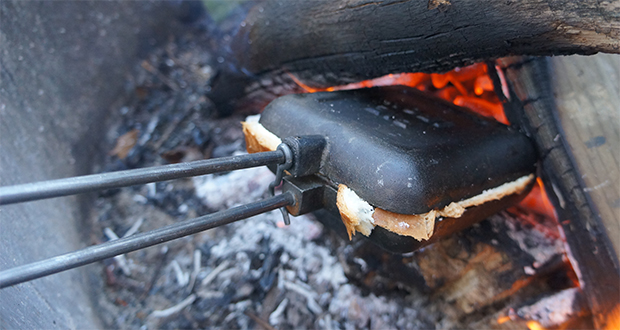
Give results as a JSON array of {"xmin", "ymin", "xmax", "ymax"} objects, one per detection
[{"xmin": 1, "ymin": 1, "xmax": 618, "ymax": 329}]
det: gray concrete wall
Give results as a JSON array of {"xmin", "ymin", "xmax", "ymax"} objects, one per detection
[{"xmin": 0, "ymin": 1, "xmax": 195, "ymax": 328}]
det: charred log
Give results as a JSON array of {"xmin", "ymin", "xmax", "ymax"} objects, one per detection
[
  {"xmin": 211, "ymin": 0, "xmax": 620, "ymax": 112},
  {"xmin": 339, "ymin": 211, "xmax": 584, "ymax": 328}
]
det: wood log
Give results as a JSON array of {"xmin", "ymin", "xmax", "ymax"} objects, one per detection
[
  {"xmin": 210, "ymin": 0, "xmax": 620, "ymax": 111},
  {"xmin": 498, "ymin": 56, "xmax": 620, "ymax": 329},
  {"xmin": 548, "ymin": 54, "xmax": 620, "ymax": 258}
]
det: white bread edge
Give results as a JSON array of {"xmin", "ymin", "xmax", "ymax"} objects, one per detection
[
  {"xmin": 337, "ymin": 174, "xmax": 534, "ymax": 241},
  {"xmin": 241, "ymin": 116, "xmax": 282, "ymax": 153}
]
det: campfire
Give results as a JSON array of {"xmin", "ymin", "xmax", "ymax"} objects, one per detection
[
  {"xmin": 284, "ymin": 60, "xmax": 586, "ymax": 328},
  {"xmin": 209, "ymin": 1, "xmax": 619, "ymax": 327},
  {"xmin": 1, "ymin": 1, "xmax": 618, "ymax": 329},
  {"xmin": 85, "ymin": 40, "xmax": 611, "ymax": 329}
]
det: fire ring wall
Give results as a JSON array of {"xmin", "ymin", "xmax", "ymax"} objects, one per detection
[{"xmin": 0, "ymin": 1, "xmax": 194, "ymax": 328}]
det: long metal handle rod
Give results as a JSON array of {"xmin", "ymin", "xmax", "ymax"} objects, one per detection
[
  {"xmin": 0, "ymin": 150, "xmax": 284, "ymax": 206},
  {"xmin": 0, "ymin": 192, "xmax": 295, "ymax": 289}
]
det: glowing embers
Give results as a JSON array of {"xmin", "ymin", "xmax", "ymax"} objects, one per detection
[
  {"xmin": 289, "ymin": 63, "xmax": 508, "ymax": 124},
  {"xmin": 604, "ymin": 304, "xmax": 620, "ymax": 330},
  {"xmin": 286, "ymin": 61, "xmax": 591, "ymax": 327}
]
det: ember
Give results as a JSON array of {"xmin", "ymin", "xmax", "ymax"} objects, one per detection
[
  {"xmin": 527, "ymin": 320, "xmax": 545, "ymax": 330},
  {"xmin": 36, "ymin": 4, "xmax": 620, "ymax": 330},
  {"xmin": 89, "ymin": 27, "xmax": 441, "ymax": 329},
  {"xmin": 2, "ymin": 1, "xmax": 618, "ymax": 329},
  {"xmin": 605, "ymin": 305, "xmax": 620, "ymax": 330},
  {"xmin": 290, "ymin": 63, "xmax": 509, "ymax": 124}
]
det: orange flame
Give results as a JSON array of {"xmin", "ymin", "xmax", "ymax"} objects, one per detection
[
  {"xmin": 289, "ymin": 63, "xmax": 509, "ymax": 124},
  {"xmin": 497, "ymin": 315, "xmax": 512, "ymax": 324},
  {"xmin": 519, "ymin": 178, "xmax": 558, "ymax": 222},
  {"xmin": 287, "ymin": 72, "xmax": 322, "ymax": 93},
  {"xmin": 604, "ymin": 304, "xmax": 620, "ymax": 330},
  {"xmin": 527, "ymin": 320, "xmax": 545, "ymax": 330}
]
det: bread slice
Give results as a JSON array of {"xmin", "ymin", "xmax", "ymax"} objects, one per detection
[
  {"xmin": 241, "ymin": 115, "xmax": 281, "ymax": 153},
  {"xmin": 336, "ymin": 184, "xmax": 375, "ymax": 239}
]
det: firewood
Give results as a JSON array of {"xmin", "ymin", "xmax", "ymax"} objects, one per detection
[
  {"xmin": 211, "ymin": 0, "xmax": 619, "ymax": 111},
  {"xmin": 498, "ymin": 55, "xmax": 620, "ymax": 329},
  {"xmin": 342, "ymin": 212, "xmax": 578, "ymax": 327}
]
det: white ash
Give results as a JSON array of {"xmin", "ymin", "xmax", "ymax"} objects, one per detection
[
  {"xmin": 192, "ymin": 160, "xmax": 275, "ymax": 210},
  {"xmin": 149, "ymin": 294, "xmax": 196, "ymax": 319},
  {"xmin": 515, "ymin": 287, "xmax": 582, "ymax": 328},
  {"xmin": 329, "ymin": 284, "xmax": 423, "ymax": 330},
  {"xmin": 89, "ymin": 22, "xmax": 572, "ymax": 328},
  {"xmin": 187, "ymin": 166, "xmax": 431, "ymax": 329},
  {"xmin": 170, "ymin": 260, "xmax": 189, "ymax": 287},
  {"xmin": 94, "ymin": 160, "xmax": 435, "ymax": 329},
  {"xmin": 269, "ymin": 297, "xmax": 288, "ymax": 325},
  {"xmin": 498, "ymin": 213, "xmax": 565, "ymax": 270}
]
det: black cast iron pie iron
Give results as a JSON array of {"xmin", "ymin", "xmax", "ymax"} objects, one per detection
[{"xmin": 244, "ymin": 85, "xmax": 537, "ymax": 253}]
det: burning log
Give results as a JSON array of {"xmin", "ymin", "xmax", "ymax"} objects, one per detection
[
  {"xmin": 341, "ymin": 211, "xmax": 582, "ymax": 328},
  {"xmin": 211, "ymin": 0, "xmax": 619, "ymax": 111}
]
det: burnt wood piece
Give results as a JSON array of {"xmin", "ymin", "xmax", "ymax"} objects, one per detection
[
  {"xmin": 211, "ymin": 0, "xmax": 619, "ymax": 111},
  {"xmin": 498, "ymin": 56, "xmax": 620, "ymax": 329},
  {"xmin": 340, "ymin": 213, "xmax": 576, "ymax": 328}
]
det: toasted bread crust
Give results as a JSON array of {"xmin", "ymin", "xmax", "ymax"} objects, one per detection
[
  {"xmin": 372, "ymin": 209, "xmax": 436, "ymax": 240},
  {"xmin": 241, "ymin": 121, "xmax": 282, "ymax": 154},
  {"xmin": 337, "ymin": 174, "xmax": 534, "ymax": 241},
  {"xmin": 336, "ymin": 184, "xmax": 375, "ymax": 239}
]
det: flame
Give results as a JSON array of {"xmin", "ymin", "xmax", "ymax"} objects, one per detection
[
  {"xmin": 519, "ymin": 178, "xmax": 557, "ymax": 221},
  {"xmin": 527, "ymin": 320, "xmax": 545, "ymax": 330},
  {"xmin": 289, "ymin": 63, "xmax": 509, "ymax": 124},
  {"xmin": 497, "ymin": 315, "xmax": 512, "ymax": 324},
  {"xmin": 287, "ymin": 72, "xmax": 322, "ymax": 93},
  {"xmin": 514, "ymin": 177, "xmax": 561, "ymax": 240},
  {"xmin": 604, "ymin": 304, "xmax": 620, "ymax": 330}
]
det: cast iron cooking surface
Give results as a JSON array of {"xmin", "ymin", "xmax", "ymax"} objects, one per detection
[{"xmin": 260, "ymin": 86, "xmax": 537, "ymax": 214}]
